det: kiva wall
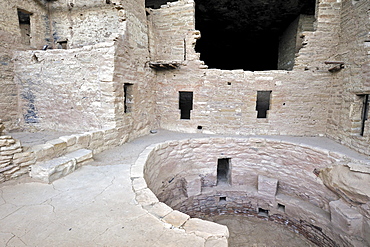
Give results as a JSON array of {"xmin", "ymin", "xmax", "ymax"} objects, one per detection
[{"xmin": 144, "ymin": 137, "xmax": 370, "ymax": 246}]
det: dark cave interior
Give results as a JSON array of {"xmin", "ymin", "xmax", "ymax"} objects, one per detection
[{"xmin": 146, "ymin": 0, "xmax": 316, "ymax": 71}]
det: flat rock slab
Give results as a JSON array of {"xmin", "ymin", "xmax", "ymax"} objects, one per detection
[{"xmin": 30, "ymin": 149, "xmax": 93, "ymax": 183}]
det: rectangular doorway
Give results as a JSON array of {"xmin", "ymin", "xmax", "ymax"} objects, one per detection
[
  {"xmin": 18, "ymin": 9, "xmax": 31, "ymax": 46},
  {"xmin": 179, "ymin": 91, "xmax": 193, "ymax": 119},
  {"xmin": 217, "ymin": 158, "xmax": 231, "ymax": 185}
]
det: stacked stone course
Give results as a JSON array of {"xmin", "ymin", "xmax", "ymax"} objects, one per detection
[
  {"xmin": 0, "ymin": 120, "xmax": 35, "ymax": 183},
  {"xmin": 142, "ymin": 137, "xmax": 370, "ymax": 246}
]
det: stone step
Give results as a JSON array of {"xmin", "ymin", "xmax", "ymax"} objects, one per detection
[{"xmin": 29, "ymin": 149, "xmax": 93, "ymax": 183}]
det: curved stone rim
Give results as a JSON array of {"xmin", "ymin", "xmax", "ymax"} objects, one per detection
[
  {"xmin": 130, "ymin": 136, "xmax": 370, "ymax": 246},
  {"xmin": 130, "ymin": 142, "xmax": 230, "ymax": 246}
]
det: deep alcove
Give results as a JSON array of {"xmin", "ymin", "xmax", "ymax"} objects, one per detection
[
  {"xmin": 145, "ymin": 0, "xmax": 178, "ymax": 8},
  {"xmin": 194, "ymin": 0, "xmax": 316, "ymax": 71}
]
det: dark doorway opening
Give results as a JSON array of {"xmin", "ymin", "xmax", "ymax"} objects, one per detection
[
  {"xmin": 194, "ymin": 0, "xmax": 316, "ymax": 71},
  {"xmin": 217, "ymin": 158, "xmax": 231, "ymax": 185},
  {"xmin": 256, "ymin": 91, "xmax": 272, "ymax": 118},
  {"xmin": 18, "ymin": 9, "xmax": 32, "ymax": 46},
  {"xmin": 124, "ymin": 83, "xmax": 134, "ymax": 113},
  {"xmin": 360, "ymin": 94, "xmax": 369, "ymax": 136},
  {"xmin": 179, "ymin": 91, "xmax": 193, "ymax": 119}
]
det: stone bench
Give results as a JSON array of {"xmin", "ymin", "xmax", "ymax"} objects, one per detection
[{"xmin": 30, "ymin": 149, "xmax": 93, "ymax": 183}]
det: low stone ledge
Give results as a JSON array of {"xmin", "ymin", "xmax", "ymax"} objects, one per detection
[
  {"xmin": 162, "ymin": 210, "xmax": 190, "ymax": 228},
  {"xmin": 135, "ymin": 188, "xmax": 159, "ymax": 206},
  {"xmin": 183, "ymin": 218, "xmax": 229, "ymax": 239},
  {"xmin": 143, "ymin": 202, "xmax": 173, "ymax": 219},
  {"xmin": 132, "ymin": 177, "xmax": 147, "ymax": 192},
  {"xmin": 64, "ymin": 149, "xmax": 93, "ymax": 166},
  {"xmin": 30, "ymin": 149, "xmax": 93, "ymax": 183},
  {"xmin": 30, "ymin": 156, "xmax": 77, "ymax": 183}
]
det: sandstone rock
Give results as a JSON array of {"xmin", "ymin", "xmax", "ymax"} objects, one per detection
[
  {"xmin": 330, "ymin": 200, "xmax": 363, "ymax": 236},
  {"xmin": 30, "ymin": 156, "xmax": 77, "ymax": 183},
  {"xmin": 185, "ymin": 175, "xmax": 202, "ymax": 197},
  {"xmin": 162, "ymin": 210, "xmax": 190, "ymax": 228},
  {"xmin": 143, "ymin": 202, "xmax": 173, "ymax": 219},
  {"xmin": 258, "ymin": 175, "xmax": 278, "ymax": 200},
  {"xmin": 0, "ymin": 120, "xmax": 4, "ymax": 135},
  {"xmin": 183, "ymin": 218, "xmax": 229, "ymax": 239},
  {"xmin": 319, "ymin": 165, "xmax": 370, "ymax": 204}
]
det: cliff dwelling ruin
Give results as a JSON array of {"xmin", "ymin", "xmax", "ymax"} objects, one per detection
[{"xmin": 0, "ymin": 0, "xmax": 369, "ymax": 246}]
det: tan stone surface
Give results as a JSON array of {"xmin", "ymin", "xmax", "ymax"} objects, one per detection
[
  {"xmin": 319, "ymin": 165, "xmax": 370, "ymax": 204},
  {"xmin": 162, "ymin": 210, "xmax": 190, "ymax": 228}
]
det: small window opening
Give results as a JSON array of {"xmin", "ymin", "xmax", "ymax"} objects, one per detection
[
  {"xmin": 217, "ymin": 158, "xmax": 231, "ymax": 185},
  {"xmin": 360, "ymin": 94, "xmax": 369, "ymax": 136},
  {"xmin": 18, "ymin": 9, "xmax": 32, "ymax": 46},
  {"xmin": 258, "ymin": 208, "xmax": 269, "ymax": 217},
  {"xmin": 179, "ymin": 91, "xmax": 193, "ymax": 120},
  {"xmin": 219, "ymin": 196, "xmax": 227, "ymax": 202},
  {"xmin": 197, "ymin": 125, "xmax": 203, "ymax": 130},
  {"xmin": 227, "ymin": 82, "xmax": 232, "ymax": 85},
  {"xmin": 124, "ymin": 83, "xmax": 134, "ymax": 113},
  {"xmin": 256, "ymin": 91, "xmax": 272, "ymax": 118},
  {"xmin": 57, "ymin": 40, "xmax": 68, "ymax": 49},
  {"xmin": 278, "ymin": 203, "xmax": 286, "ymax": 213},
  {"xmin": 145, "ymin": 0, "xmax": 177, "ymax": 9}
]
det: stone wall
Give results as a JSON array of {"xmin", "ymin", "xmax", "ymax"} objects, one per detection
[
  {"xmin": 326, "ymin": 0, "xmax": 370, "ymax": 155},
  {"xmin": 0, "ymin": 120, "xmax": 34, "ymax": 183},
  {"xmin": 49, "ymin": 1, "xmax": 126, "ymax": 48},
  {"xmin": 0, "ymin": 0, "xmax": 49, "ymax": 130},
  {"xmin": 0, "ymin": 125, "xmax": 127, "ymax": 183},
  {"xmin": 143, "ymin": 137, "xmax": 370, "ymax": 246},
  {"xmin": 111, "ymin": 0, "xmax": 158, "ymax": 141},
  {"xmin": 14, "ymin": 43, "xmax": 117, "ymax": 132},
  {"xmin": 148, "ymin": 0, "xmax": 195, "ymax": 62},
  {"xmin": 150, "ymin": 0, "xmax": 340, "ymax": 136}
]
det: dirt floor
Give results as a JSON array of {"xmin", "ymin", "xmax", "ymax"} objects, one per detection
[{"xmin": 206, "ymin": 214, "xmax": 316, "ymax": 246}]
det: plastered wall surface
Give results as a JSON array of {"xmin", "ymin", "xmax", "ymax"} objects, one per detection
[
  {"xmin": 0, "ymin": 0, "xmax": 49, "ymax": 129},
  {"xmin": 14, "ymin": 43, "xmax": 117, "ymax": 132},
  {"xmin": 49, "ymin": 1, "xmax": 126, "ymax": 48}
]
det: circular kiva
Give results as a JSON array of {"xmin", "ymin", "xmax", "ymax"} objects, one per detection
[{"xmin": 131, "ymin": 137, "xmax": 370, "ymax": 247}]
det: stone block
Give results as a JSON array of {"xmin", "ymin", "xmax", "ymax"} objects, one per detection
[
  {"xmin": 144, "ymin": 202, "xmax": 173, "ymax": 219},
  {"xmin": 162, "ymin": 210, "xmax": 190, "ymax": 228},
  {"xmin": 204, "ymin": 236, "xmax": 228, "ymax": 247},
  {"xmin": 13, "ymin": 151, "xmax": 33, "ymax": 160},
  {"xmin": 258, "ymin": 175, "xmax": 278, "ymax": 199},
  {"xmin": 30, "ymin": 156, "xmax": 77, "ymax": 183},
  {"xmin": 132, "ymin": 177, "xmax": 147, "ymax": 192},
  {"xmin": 75, "ymin": 134, "xmax": 91, "ymax": 148},
  {"xmin": 46, "ymin": 139, "xmax": 67, "ymax": 157},
  {"xmin": 135, "ymin": 188, "xmax": 159, "ymax": 206},
  {"xmin": 59, "ymin": 135, "xmax": 77, "ymax": 147},
  {"xmin": 64, "ymin": 149, "xmax": 93, "ymax": 166},
  {"xmin": 183, "ymin": 218, "xmax": 229, "ymax": 239},
  {"xmin": 330, "ymin": 200, "xmax": 363, "ymax": 236},
  {"xmin": 30, "ymin": 143, "xmax": 55, "ymax": 162},
  {"xmin": 185, "ymin": 175, "xmax": 202, "ymax": 197}
]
